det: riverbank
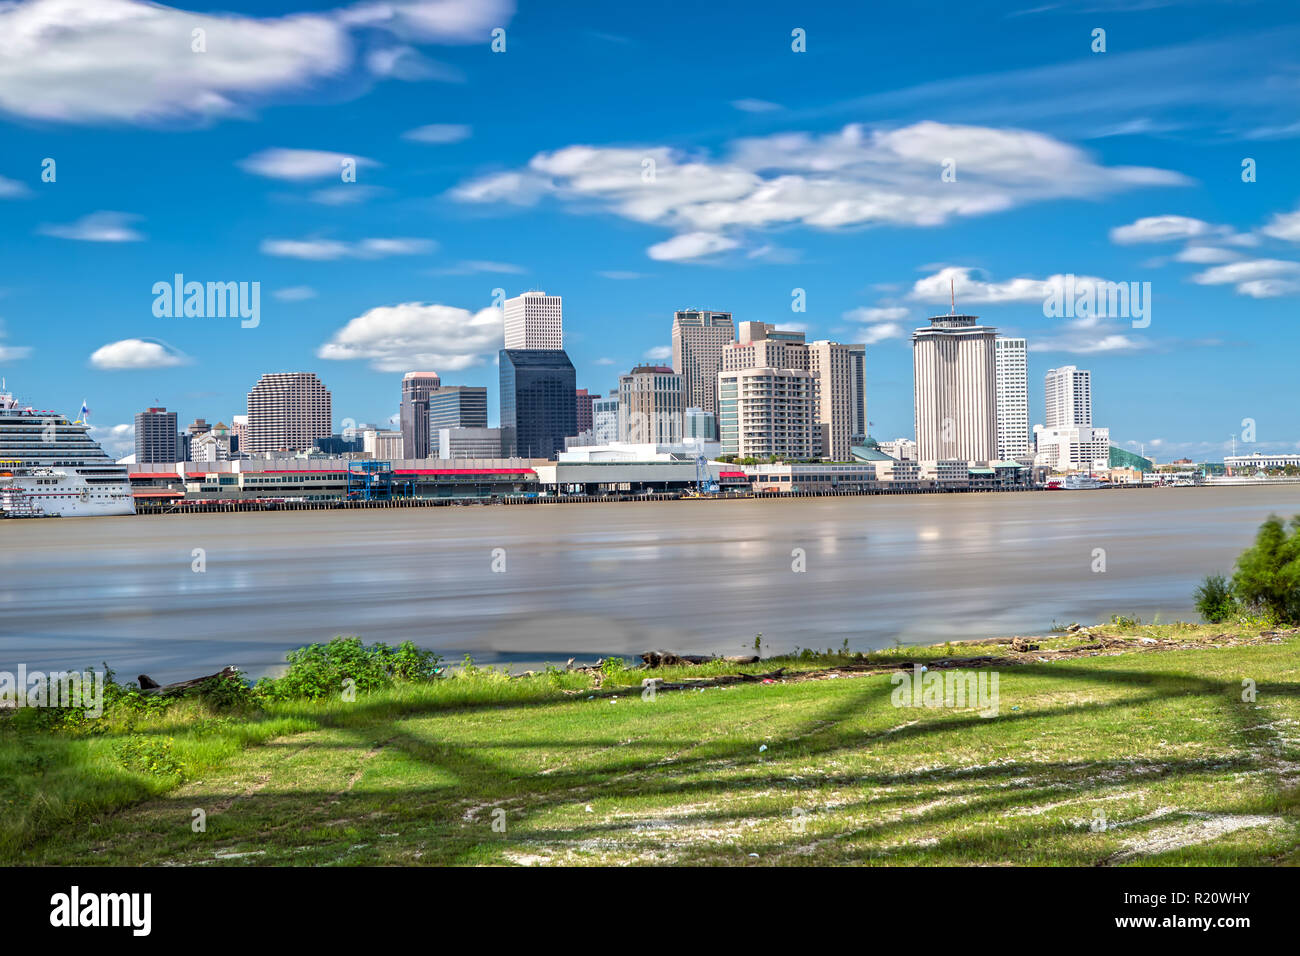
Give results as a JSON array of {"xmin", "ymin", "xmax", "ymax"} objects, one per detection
[{"xmin": 5, "ymin": 620, "xmax": 1298, "ymax": 866}]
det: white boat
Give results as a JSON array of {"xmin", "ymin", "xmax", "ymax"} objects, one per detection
[
  {"xmin": 0, "ymin": 386, "xmax": 135, "ymax": 517},
  {"xmin": 1063, "ymin": 474, "xmax": 1102, "ymax": 490}
]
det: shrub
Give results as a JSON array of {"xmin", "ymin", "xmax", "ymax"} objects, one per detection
[
  {"xmin": 1231, "ymin": 515, "xmax": 1300, "ymax": 624},
  {"xmin": 257, "ymin": 637, "xmax": 443, "ymax": 702},
  {"xmin": 1194, "ymin": 573, "xmax": 1238, "ymax": 623}
]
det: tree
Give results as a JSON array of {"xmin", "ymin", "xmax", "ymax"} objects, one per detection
[{"xmin": 1231, "ymin": 515, "xmax": 1300, "ymax": 623}]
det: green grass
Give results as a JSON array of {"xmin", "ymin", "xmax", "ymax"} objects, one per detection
[{"xmin": 4, "ymin": 625, "xmax": 1300, "ymax": 866}]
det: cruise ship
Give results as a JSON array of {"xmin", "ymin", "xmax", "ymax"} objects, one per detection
[{"xmin": 0, "ymin": 385, "xmax": 135, "ymax": 517}]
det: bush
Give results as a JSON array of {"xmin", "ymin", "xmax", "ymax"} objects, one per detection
[
  {"xmin": 1231, "ymin": 515, "xmax": 1300, "ymax": 624},
  {"xmin": 1194, "ymin": 574, "xmax": 1238, "ymax": 623},
  {"xmin": 256, "ymin": 637, "xmax": 443, "ymax": 702}
]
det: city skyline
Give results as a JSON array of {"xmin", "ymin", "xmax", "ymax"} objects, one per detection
[{"xmin": 2, "ymin": 1, "xmax": 1299, "ymax": 463}]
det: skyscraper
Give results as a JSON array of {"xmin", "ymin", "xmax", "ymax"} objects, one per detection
[
  {"xmin": 134, "ymin": 407, "xmax": 179, "ymax": 463},
  {"xmin": 503, "ymin": 291, "xmax": 563, "ymax": 349},
  {"xmin": 618, "ymin": 366, "xmax": 684, "ymax": 444},
  {"xmin": 912, "ymin": 313, "xmax": 998, "ymax": 461},
  {"xmin": 808, "ymin": 341, "xmax": 867, "ymax": 460},
  {"xmin": 671, "ymin": 309, "xmax": 734, "ymax": 417},
  {"xmin": 994, "ymin": 337, "xmax": 1030, "ymax": 459},
  {"xmin": 499, "ymin": 349, "xmax": 576, "ymax": 458},
  {"xmin": 575, "ymin": 388, "xmax": 595, "ymax": 435},
  {"xmin": 399, "ymin": 371, "xmax": 441, "ymax": 460},
  {"xmin": 722, "ymin": 324, "xmax": 865, "ymax": 459},
  {"xmin": 1043, "ymin": 365, "xmax": 1092, "ymax": 428},
  {"xmin": 717, "ymin": 367, "xmax": 817, "ymax": 459},
  {"xmin": 246, "ymin": 372, "xmax": 332, "ymax": 455},
  {"xmin": 427, "ymin": 386, "xmax": 488, "ymax": 431}
]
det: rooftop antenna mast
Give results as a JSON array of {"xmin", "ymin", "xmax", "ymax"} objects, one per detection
[{"xmin": 950, "ymin": 277, "xmax": 956, "ymax": 315}]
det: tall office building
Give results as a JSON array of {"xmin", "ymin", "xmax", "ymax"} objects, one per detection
[
  {"xmin": 671, "ymin": 309, "xmax": 735, "ymax": 417},
  {"xmin": 618, "ymin": 366, "xmax": 684, "ymax": 444},
  {"xmin": 399, "ymin": 371, "xmax": 441, "ymax": 460},
  {"xmin": 808, "ymin": 341, "xmax": 866, "ymax": 460},
  {"xmin": 246, "ymin": 372, "xmax": 332, "ymax": 455},
  {"xmin": 717, "ymin": 367, "xmax": 817, "ymax": 459},
  {"xmin": 428, "ymin": 386, "xmax": 488, "ymax": 431},
  {"xmin": 994, "ymin": 337, "xmax": 1030, "ymax": 459},
  {"xmin": 134, "ymin": 407, "xmax": 179, "ymax": 463},
  {"xmin": 912, "ymin": 313, "xmax": 998, "ymax": 461},
  {"xmin": 1034, "ymin": 364, "xmax": 1108, "ymax": 472},
  {"xmin": 503, "ymin": 291, "xmax": 563, "ymax": 349},
  {"xmin": 499, "ymin": 349, "xmax": 576, "ymax": 458},
  {"xmin": 1043, "ymin": 365, "xmax": 1092, "ymax": 428},
  {"xmin": 575, "ymin": 388, "xmax": 595, "ymax": 435},
  {"xmin": 592, "ymin": 393, "xmax": 619, "ymax": 444},
  {"xmin": 722, "ymin": 324, "xmax": 864, "ymax": 460}
]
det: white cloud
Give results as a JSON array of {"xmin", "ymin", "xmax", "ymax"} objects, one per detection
[
  {"xmin": 310, "ymin": 184, "xmax": 384, "ymax": 205},
  {"xmin": 1260, "ymin": 206, "xmax": 1300, "ymax": 242},
  {"xmin": 1028, "ymin": 315, "xmax": 1151, "ymax": 355},
  {"xmin": 593, "ymin": 357, "xmax": 616, "ymax": 365},
  {"xmin": 451, "ymin": 121, "xmax": 1185, "ymax": 262},
  {"xmin": 844, "ymin": 306, "xmax": 909, "ymax": 322},
  {"xmin": 1109, "ymin": 215, "xmax": 1215, "ymax": 244},
  {"xmin": 731, "ymin": 98, "xmax": 783, "ymax": 113},
  {"xmin": 597, "ymin": 270, "xmax": 651, "ymax": 280},
  {"xmin": 0, "ymin": 0, "xmax": 513, "ymax": 125},
  {"xmin": 89, "ymin": 338, "xmax": 189, "ymax": 369},
  {"xmin": 1173, "ymin": 245, "xmax": 1240, "ymax": 264},
  {"xmin": 0, "ymin": 174, "xmax": 30, "ymax": 198},
  {"xmin": 38, "ymin": 211, "xmax": 143, "ymax": 242},
  {"xmin": 317, "ymin": 301, "xmax": 503, "ymax": 371},
  {"xmin": 1191, "ymin": 258, "xmax": 1300, "ymax": 297},
  {"xmin": 260, "ymin": 237, "xmax": 435, "ymax": 260},
  {"xmin": 0, "ymin": 321, "xmax": 31, "ymax": 360},
  {"xmin": 909, "ymin": 266, "xmax": 1115, "ymax": 305},
  {"xmin": 431, "ymin": 260, "xmax": 527, "ymax": 275},
  {"xmin": 642, "ymin": 346, "xmax": 672, "ymax": 361},
  {"xmin": 272, "ymin": 286, "xmax": 317, "ymax": 301},
  {"xmin": 647, "ymin": 232, "xmax": 740, "ymax": 262},
  {"xmin": 88, "ymin": 422, "xmax": 135, "ymax": 458},
  {"xmin": 402, "ymin": 123, "xmax": 472, "ymax": 143},
  {"xmin": 860, "ymin": 323, "xmax": 905, "ymax": 344},
  {"xmin": 238, "ymin": 148, "xmax": 378, "ymax": 181}
]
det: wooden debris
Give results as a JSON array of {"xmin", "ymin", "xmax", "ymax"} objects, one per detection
[{"xmin": 137, "ymin": 666, "xmax": 240, "ymax": 696}]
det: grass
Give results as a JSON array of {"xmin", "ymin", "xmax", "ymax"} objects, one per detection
[{"xmin": 4, "ymin": 622, "xmax": 1300, "ymax": 866}]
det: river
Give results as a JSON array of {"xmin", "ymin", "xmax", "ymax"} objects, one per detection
[{"xmin": 2, "ymin": 486, "xmax": 1298, "ymax": 681}]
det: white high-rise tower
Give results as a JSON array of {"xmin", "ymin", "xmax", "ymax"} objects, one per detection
[
  {"xmin": 912, "ymin": 312, "xmax": 998, "ymax": 462},
  {"xmin": 503, "ymin": 291, "xmax": 563, "ymax": 349},
  {"xmin": 994, "ymin": 337, "xmax": 1029, "ymax": 459},
  {"xmin": 1043, "ymin": 365, "xmax": 1092, "ymax": 427}
]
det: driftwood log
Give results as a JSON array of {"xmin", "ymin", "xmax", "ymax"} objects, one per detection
[
  {"xmin": 641, "ymin": 652, "xmax": 760, "ymax": 668},
  {"xmin": 137, "ymin": 666, "xmax": 240, "ymax": 696}
]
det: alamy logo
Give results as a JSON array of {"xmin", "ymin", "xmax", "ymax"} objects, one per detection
[
  {"xmin": 890, "ymin": 664, "xmax": 999, "ymax": 718},
  {"xmin": 152, "ymin": 274, "xmax": 260, "ymax": 328},
  {"xmin": 1043, "ymin": 274, "xmax": 1150, "ymax": 329},
  {"xmin": 0, "ymin": 666, "xmax": 103, "ymax": 717},
  {"xmin": 49, "ymin": 886, "xmax": 151, "ymax": 936}
]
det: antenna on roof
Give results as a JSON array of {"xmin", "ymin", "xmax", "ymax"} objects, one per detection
[{"xmin": 950, "ymin": 277, "xmax": 956, "ymax": 315}]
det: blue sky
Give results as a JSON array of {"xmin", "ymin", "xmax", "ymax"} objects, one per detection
[{"xmin": 1, "ymin": 0, "xmax": 1298, "ymax": 460}]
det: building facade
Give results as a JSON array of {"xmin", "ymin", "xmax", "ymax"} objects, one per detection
[
  {"xmin": 134, "ymin": 407, "xmax": 179, "ymax": 463},
  {"xmin": 808, "ymin": 340, "xmax": 866, "ymax": 460},
  {"xmin": 592, "ymin": 393, "xmax": 619, "ymax": 444},
  {"xmin": 428, "ymin": 386, "xmax": 488, "ymax": 433},
  {"xmin": 717, "ymin": 366, "xmax": 817, "ymax": 459},
  {"xmin": 437, "ymin": 427, "xmax": 505, "ymax": 459},
  {"xmin": 399, "ymin": 371, "xmax": 441, "ymax": 461},
  {"xmin": 912, "ymin": 313, "xmax": 998, "ymax": 462},
  {"xmin": 994, "ymin": 336, "xmax": 1030, "ymax": 459},
  {"xmin": 575, "ymin": 388, "xmax": 595, "ymax": 435},
  {"xmin": 618, "ymin": 365, "xmax": 684, "ymax": 445},
  {"xmin": 671, "ymin": 309, "xmax": 735, "ymax": 417},
  {"xmin": 1043, "ymin": 365, "xmax": 1092, "ymax": 428},
  {"xmin": 503, "ymin": 291, "xmax": 563, "ymax": 350},
  {"xmin": 246, "ymin": 372, "xmax": 332, "ymax": 455},
  {"xmin": 499, "ymin": 349, "xmax": 577, "ymax": 459}
]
